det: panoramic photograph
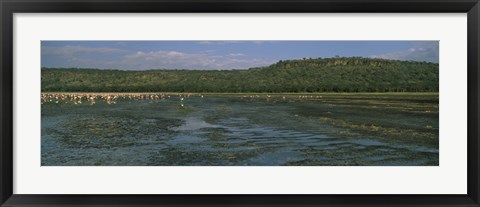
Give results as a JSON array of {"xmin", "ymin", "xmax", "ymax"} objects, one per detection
[{"xmin": 41, "ymin": 41, "xmax": 439, "ymax": 166}]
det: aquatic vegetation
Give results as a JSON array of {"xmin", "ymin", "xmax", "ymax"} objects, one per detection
[
  {"xmin": 318, "ymin": 117, "xmax": 438, "ymax": 147},
  {"xmin": 41, "ymin": 93, "xmax": 439, "ymax": 166}
]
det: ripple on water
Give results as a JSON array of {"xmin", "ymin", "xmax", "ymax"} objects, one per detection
[
  {"xmin": 170, "ymin": 117, "xmax": 218, "ymax": 131},
  {"xmin": 167, "ymin": 135, "xmax": 206, "ymax": 144},
  {"xmin": 42, "ymin": 96, "xmax": 438, "ymax": 166}
]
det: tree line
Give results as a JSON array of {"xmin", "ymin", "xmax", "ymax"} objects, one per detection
[{"xmin": 41, "ymin": 57, "xmax": 439, "ymax": 93}]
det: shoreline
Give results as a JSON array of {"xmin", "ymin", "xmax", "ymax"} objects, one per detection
[{"xmin": 40, "ymin": 92, "xmax": 439, "ymax": 96}]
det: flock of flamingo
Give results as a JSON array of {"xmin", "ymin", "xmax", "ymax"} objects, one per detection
[
  {"xmin": 41, "ymin": 93, "xmax": 325, "ymax": 105},
  {"xmin": 41, "ymin": 93, "xmax": 197, "ymax": 105}
]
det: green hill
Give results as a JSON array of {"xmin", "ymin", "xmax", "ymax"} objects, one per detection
[{"xmin": 41, "ymin": 57, "xmax": 439, "ymax": 93}]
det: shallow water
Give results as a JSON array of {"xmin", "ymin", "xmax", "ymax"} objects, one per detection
[{"xmin": 41, "ymin": 94, "xmax": 439, "ymax": 166}]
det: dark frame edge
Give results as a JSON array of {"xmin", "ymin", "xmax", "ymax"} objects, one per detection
[
  {"xmin": 2, "ymin": 195, "xmax": 480, "ymax": 207},
  {"xmin": 0, "ymin": 0, "xmax": 478, "ymax": 13},
  {"xmin": 1, "ymin": 0, "xmax": 480, "ymax": 207},
  {"xmin": 468, "ymin": 1, "xmax": 480, "ymax": 205},
  {"xmin": 0, "ymin": 0, "xmax": 14, "ymax": 206}
]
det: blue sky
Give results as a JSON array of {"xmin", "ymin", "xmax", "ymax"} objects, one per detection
[{"xmin": 41, "ymin": 41, "xmax": 439, "ymax": 70}]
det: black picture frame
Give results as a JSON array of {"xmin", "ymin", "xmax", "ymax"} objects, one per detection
[{"xmin": 1, "ymin": 0, "xmax": 479, "ymax": 206}]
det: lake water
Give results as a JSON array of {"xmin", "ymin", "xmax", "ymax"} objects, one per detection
[{"xmin": 41, "ymin": 94, "xmax": 439, "ymax": 166}]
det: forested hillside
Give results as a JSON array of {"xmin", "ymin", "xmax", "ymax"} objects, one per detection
[{"xmin": 41, "ymin": 57, "xmax": 439, "ymax": 93}]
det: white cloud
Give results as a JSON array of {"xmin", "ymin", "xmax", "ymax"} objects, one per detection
[
  {"xmin": 117, "ymin": 50, "xmax": 272, "ymax": 70},
  {"xmin": 372, "ymin": 42, "xmax": 439, "ymax": 63},
  {"xmin": 228, "ymin": 53, "xmax": 246, "ymax": 57},
  {"xmin": 42, "ymin": 45, "xmax": 127, "ymax": 56},
  {"xmin": 41, "ymin": 45, "xmax": 274, "ymax": 70}
]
